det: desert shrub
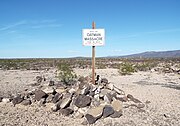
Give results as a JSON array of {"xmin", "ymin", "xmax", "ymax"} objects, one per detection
[
  {"xmin": 134, "ymin": 63, "xmax": 151, "ymax": 71},
  {"xmin": 118, "ymin": 62, "xmax": 136, "ymax": 75},
  {"xmin": 58, "ymin": 63, "xmax": 77, "ymax": 85}
]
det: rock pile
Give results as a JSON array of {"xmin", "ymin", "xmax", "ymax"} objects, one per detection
[{"xmin": 0, "ymin": 76, "xmax": 145, "ymax": 124}]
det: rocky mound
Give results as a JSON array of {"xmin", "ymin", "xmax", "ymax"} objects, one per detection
[{"xmin": 0, "ymin": 76, "xmax": 145, "ymax": 124}]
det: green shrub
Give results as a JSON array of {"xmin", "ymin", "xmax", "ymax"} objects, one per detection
[
  {"xmin": 118, "ymin": 63, "xmax": 136, "ymax": 75},
  {"xmin": 58, "ymin": 63, "xmax": 77, "ymax": 85}
]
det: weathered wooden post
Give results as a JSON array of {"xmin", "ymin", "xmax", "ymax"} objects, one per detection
[
  {"xmin": 82, "ymin": 22, "xmax": 105, "ymax": 85},
  {"xmin": 92, "ymin": 21, "xmax": 96, "ymax": 84}
]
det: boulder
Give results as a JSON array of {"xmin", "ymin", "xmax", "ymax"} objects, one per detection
[
  {"xmin": 103, "ymin": 105, "xmax": 114, "ymax": 118},
  {"xmin": 87, "ymin": 105, "xmax": 104, "ymax": 119},
  {"xmin": 85, "ymin": 114, "xmax": 96, "ymax": 124},
  {"xmin": 59, "ymin": 108, "xmax": 74, "ymax": 116},
  {"xmin": 60, "ymin": 97, "xmax": 72, "ymax": 109},
  {"xmin": 52, "ymin": 93, "xmax": 62, "ymax": 103},
  {"xmin": 42, "ymin": 87, "xmax": 55, "ymax": 94},
  {"xmin": 74, "ymin": 95, "xmax": 91, "ymax": 108},
  {"xmin": 55, "ymin": 88, "xmax": 66, "ymax": 94},
  {"xmin": 101, "ymin": 78, "xmax": 108, "ymax": 84},
  {"xmin": 12, "ymin": 95, "xmax": 24, "ymax": 106},
  {"xmin": 99, "ymin": 89, "xmax": 111, "ymax": 97},
  {"xmin": 34, "ymin": 90, "xmax": 47, "ymax": 101},
  {"xmin": 111, "ymin": 99, "xmax": 122, "ymax": 112},
  {"xmin": 110, "ymin": 110, "xmax": 122, "ymax": 118}
]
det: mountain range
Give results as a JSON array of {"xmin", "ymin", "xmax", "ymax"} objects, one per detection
[{"xmin": 120, "ymin": 50, "xmax": 180, "ymax": 58}]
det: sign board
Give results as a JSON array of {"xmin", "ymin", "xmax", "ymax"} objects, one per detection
[{"xmin": 82, "ymin": 29, "xmax": 105, "ymax": 46}]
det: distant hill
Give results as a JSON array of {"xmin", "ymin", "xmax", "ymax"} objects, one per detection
[{"xmin": 121, "ymin": 50, "xmax": 180, "ymax": 58}]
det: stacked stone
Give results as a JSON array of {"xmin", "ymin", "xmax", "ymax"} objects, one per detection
[{"xmin": 0, "ymin": 76, "xmax": 145, "ymax": 124}]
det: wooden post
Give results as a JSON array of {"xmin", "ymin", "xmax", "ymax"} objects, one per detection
[{"xmin": 92, "ymin": 21, "xmax": 96, "ymax": 84}]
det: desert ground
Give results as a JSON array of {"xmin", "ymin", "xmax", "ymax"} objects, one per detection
[{"xmin": 0, "ymin": 67, "xmax": 180, "ymax": 126}]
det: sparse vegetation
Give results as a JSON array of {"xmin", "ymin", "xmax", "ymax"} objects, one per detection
[
  {"xmin": 58, "ymin": 63, "xmax": 77, "ymax": 85},
  {"xmin": 118, "ymin": 62, "xmax": 136, "ymax": 75}
]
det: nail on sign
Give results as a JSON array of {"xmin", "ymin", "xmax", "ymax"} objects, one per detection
[{"xmin": 82, "ymin": 29, "xmax": 105, "ymax": 46}]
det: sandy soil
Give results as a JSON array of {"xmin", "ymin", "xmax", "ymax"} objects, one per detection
[{"xmin": 0, "ymin": 68, "xmax": 180, "ymax": 126}]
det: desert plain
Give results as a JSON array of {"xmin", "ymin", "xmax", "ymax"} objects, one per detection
[{"xmin": 0, "ymin": 58, "xmax": 180, "ymax": 126}]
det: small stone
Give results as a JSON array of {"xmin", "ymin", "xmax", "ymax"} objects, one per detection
[
  {"xmin": 60, "ymin": 97, "xmax": 71, "ymax": 109},
  {"xmin": 91, "ymin": 99, "xmax": 101, "ymax": 107},
  {"xmin": 104, "ymin": 93, "xmax": 113, "ymax": 104},
  {"xmin": 81, "ymin": 119, "xmax": 88, "ymax": 125},
  {"xmin": 68, "ymin": 88, "xmax": 76, "ymax": 94},
  {"xmin": 49, "ymin": 80, "xmax": 55, "ymax": 86},
  {"xmin": 111, "ymin": 99, "xmax": 122, "ymax": 112},
  {"xmin": 21, "ymin": 100, "xmax": 31, "ymax": 106},
  {"xmin": 34, "ymin": 90, "xmax": 47, "ymax": 101},
  {"xmin": 46, "ymin": 94, "xmax": 54, "ymax": 103},
  {"xmin": 2, "ymin": 98, "xmax": 10, "ymax": 103},
  {"xmin": 110, "ymin": 110, "xmax": 122, "ymax": 118},
  {"xmin": 101, "ymin": 78, "xmax": 108, "ymax": 84},
  {"xmin": 59, "ymin": 108, "xmax": 74, "ymax": 116},
  {"xmin": 78, "ymin": 107, "xmax": 89, "ymax": 114},
  {"xmin": 127, "ymin": 94, "xmax": 141, "ymax": 103},
  {"xmin": 12, "ymin": 95, "xmax": 24, "ymax": 106},
  {"xmin": 137, "ymin": 103, "xmax": 145, "ymax": 108},
  {"xmin": 81, "ymin": 85, "xmax": 90, "ymax": 95},
  {"xmin": 42, "ymin": 87, "xmax": 55, "ymax": 94},
  {"xmin": 38, "ymin": 98, "xmax": 46, "ymax": 107},
  {"xmin": 103, "ymin": 105, "xmax": 114, "ymax": 118},
  {"xmin": 100, "ymin": 89, "xmax": 111, "ymax": 97},
  {"xmin": 51, "ymin": 102, "xmax": 60, "ymax": 112},
  {"xmin": 87, "ymin": 105, "xmax": 104, "ymax": 119},
  {"xmin": 74, "ymin": 95, "xmax": 91, "ymax": 108},
  {"xmin": 52, "ymin": 93, "xmax": 62, "ymax": 103},
  {"xmin": 55, "ymin": 88, "xmax": 66, "ymax": 94},
  {"xmin": 85, "ymin": 114, "xmax": 96, "ymax": 124},
  {"xmin": 74, "ymin": 112, "xmax": 84, "ymax": 118}
]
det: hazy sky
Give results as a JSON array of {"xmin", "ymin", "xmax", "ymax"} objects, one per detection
[{"xmin": 0, "ymin": 0, "xmax": 180, "ymax": 58}]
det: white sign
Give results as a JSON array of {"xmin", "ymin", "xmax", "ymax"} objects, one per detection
[{"xmin": 82, "ymin": 29, "xmax": 105, "ymax": 46}]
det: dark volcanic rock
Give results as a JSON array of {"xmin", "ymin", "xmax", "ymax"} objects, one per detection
[
  {"xmin": 59, "ymin": 108, "xmax": 74, "ymax": 116},
  {"xmin": 12, "ymin": 95, "xmax": 24, "ymax": 106},
  {"xmin": 101, "ymin": 78, "xmax": 108, "ymax": 84},
  {"xmin": 110, "ymin": 111, "xmax": 122, "ymax": 118},
  {"xmin": 74, "ymin": 95, "xmax": 91, "ymax": 108},
  {"xmin": 53, "ymin": 93, "xmax": 62, "ymax": 103},
  {"xmin": 21, "ymin": 100, "xmax": 32, "ymax": 106},
  {"xmin": 103, "ymin": 105, "xmax": 114, "ymax": 118},
  {"xmin": 85, "ymin": 114, "xmax": 96, "ymax": 124},
  {"xmin": 34, "ymin": 90, "xmax": 47, "ymax": 101}
]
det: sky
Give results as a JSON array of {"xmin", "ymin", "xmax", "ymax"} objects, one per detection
[{"xmin": 0, "ymin": 0, "xmax": 180, "ymax": 58}]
